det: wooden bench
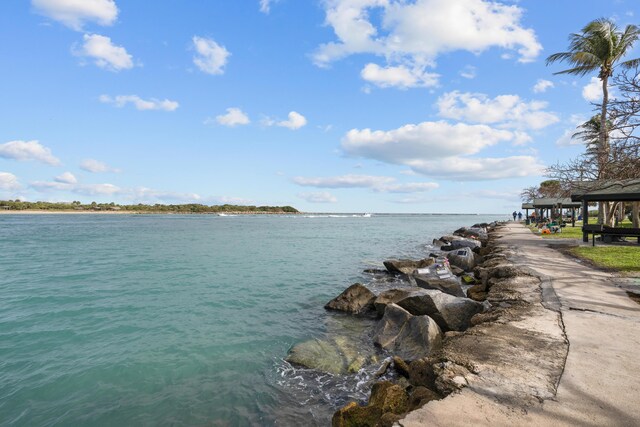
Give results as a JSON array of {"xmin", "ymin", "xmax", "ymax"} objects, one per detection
[{"xmin": 582, "ymin": 224, "xmax": 640, "ymax": 246}]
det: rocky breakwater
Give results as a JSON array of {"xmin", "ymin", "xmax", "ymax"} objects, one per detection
[{"xmin": 286, "ymin": 222, "xmax": 508, "ymax": 426}]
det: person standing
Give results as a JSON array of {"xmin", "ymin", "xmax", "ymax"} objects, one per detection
[
  {"xmin": 517, "ymin": 212, "xmax": 523, "ymax": 221},
  {"xmin": 512, "ymin": 211, "xmax": 517, "ymax": 221}
]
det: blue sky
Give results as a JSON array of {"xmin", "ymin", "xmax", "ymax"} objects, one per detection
[{"xmin": 0, "ymin": 0, "xmax": 638, "ymax": 213}]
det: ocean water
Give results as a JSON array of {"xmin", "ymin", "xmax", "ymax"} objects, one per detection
[{"xmin": 0, "ymin": 213, "xmax": 503, "ymax": 426}]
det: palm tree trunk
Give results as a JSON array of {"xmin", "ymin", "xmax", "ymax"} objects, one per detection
[
  {"xmin": 633, "ymin": 202, "xmax": 640, "ymax": 228},
  {"xmin": 598, "ymin": 76, "xmax": 610, "ymax": 224}
]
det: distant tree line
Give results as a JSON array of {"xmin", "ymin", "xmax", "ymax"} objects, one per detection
[{"xmin": 0, "ymin": 200, "xmax": 299, "ymax": 214}]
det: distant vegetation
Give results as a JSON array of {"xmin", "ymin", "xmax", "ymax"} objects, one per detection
[{"xmin": 0, "ymin": 200, "xmax": 299, "ymax": 214}]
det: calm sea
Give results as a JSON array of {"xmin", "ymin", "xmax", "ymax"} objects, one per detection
[{"xmin": 0, "ymin": 213, "xmax": 502, "ymax": 426}]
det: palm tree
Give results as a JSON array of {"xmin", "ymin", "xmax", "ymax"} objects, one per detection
[
  {"xmin": 572, "ymin": 114, "xmax": 611, "ymax": 160},
  {"xmin": 547, "ymin": 18, "xmax": 640, "ymax": 180}
]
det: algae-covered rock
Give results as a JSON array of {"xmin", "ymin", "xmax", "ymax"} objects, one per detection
[
  {"xmin": 408, "ymin": 358, "xmax": 437, "ymax": 389},
  {"xmin": 392, "ymin": 356, "xmax": 410, "ymax": 378},
  {"xmin": 383, "ymin": 258, "xmax": 434, "ymax": 275},
  {"xmin": 325, "ymin": 283, "xmax": 376, "ymax": 314},
  {"xmin": 368, "ymin": 381, "xmax": 409, "ymax": 414},
  {"xmin": 373, "ymin": 304, "xmax": 442, "ymax": 360},
  {"xmin": 331, "ymin": 381, "xmax": 409, "ymax": 427},
  {"xmin": 408, "ymin": 386, "xmax": 440, "ymax": 410},
  {"xmin": 286, "ymin": 335, "xmax": 367, "ymax": 374},
  {"xmin": 331, "ymin": 401, "xmax": 381, "ymax": 427}
]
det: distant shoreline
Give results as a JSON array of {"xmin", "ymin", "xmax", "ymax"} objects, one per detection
[{"xmin": 0, "ymin": 210, "xmax": 300, "ymax": 215}]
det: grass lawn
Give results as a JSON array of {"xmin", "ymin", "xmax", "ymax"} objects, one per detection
[
  {"xmin": 529, "ymin": 221, "xmax": 584, "ymax": 239},
  {"xmin": 570, "ymin": 246, "xmax": 640, "ymax": 273}
]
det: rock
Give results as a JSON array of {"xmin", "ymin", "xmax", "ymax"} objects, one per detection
[
  {"xmin": 408, "ymin": 358, "xmax": 437, "ymax": 388},
  {"xmin": 449, "ymin": 238, "xmax": 482, "ymax": 250},
  {"xmin": 286, "ymin": 336, "xmax": 366, "ymax": 374},
  {"xmin": 383, "ymin": 258, "xmax": 434, "ymax": 275},
  {"xmin": 331, "ymin": 381, "xmax": 409, "ymax": 427},
  {"xmin": 393, "ymin": 356, "xmax": 410, "ymax": 378},
  {"xmin": 408, "ymin": 386, "xmax": 440, "ymax": 410},
  {"xmin": 368, "ymin": 381, "xmax": 409, "ymax": 414},
  {"xmin": 470, "ymin": 312, "xmax": 500, "ymax": 326},
  {"xmin": 450, "ymin": 265, "xmax": 465, "ymax": 276},
  {"xmin": 433, "ymin": 362, "xmax": 471, "ymax": 395},
  {"xmin": 363, "ymin": 268, "xmax": 388, "ymax": 274},
  {"xmin": 374, "ymin": 289, "xmax": 411, "ymax": 317},
  {"xmin": 394, "ymin": 288, "xmax": 484, "ymax": 332},
  {"xmin": 378, "ymin": 412, "xmax": 403, "ymax": 427},
  {"xmin": 374, "ymin": 357, "xmax": 393, "ymax": 378},
  {"xmin": 331, "ymin": 402, "xmax": 381, "ymax": 427},
  {"xmin": 446, "ymin": 247, "xmax": 477, "ymax": 272},
  {"xmin": 325, "ymin": 283, "xmax": 376, "ymax": 314},
  {"xmin": 467, "ymin": 284, "xmax": 488, "ymax": 301},
  {"xmin": 414, "ymin": 275, "xmax": 465, "ymax": 298},
  {"xmin": 374, "ymin": 304, "xmax": 442, "ymax": 360}
]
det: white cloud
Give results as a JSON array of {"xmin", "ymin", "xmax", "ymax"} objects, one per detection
[
  {"xmin": 0, "ymin": 172, "xmax": 21, "ymax": 191},
  {"xmin": 342, "ymin": 121, "xmax": 512, "ymax": 163},
  {"xmin": 582, "ymin": 77, "xmax": 602, "ymax": 102},
  {"xmin": 55, "ymin": 172, "xmax": 77, "ymax": 184},
  {"xmin": 192, "ymin": 36, "xmax": 230, "ymax": 75},
  {"xmin": 292, "ymin": 174, "xmax": 438, "ymax": 193},
  {"xmin": 313, "ymin": 0, "xmax": 542, "ymax": 74},
  {"xmin": 277, "ymin": 111, "xmax": 307, "ymax": 130},
  {"xmin": 533, "ymin": 79, "xmax": 554, "ymax": 93},
  {"xmin": 360, "ymin": 63, "xmax": 439, "ymax": 89},
  {"xmin": 406, "ymin": 156, "xmax": 545, "ymax": 180},
  {"xmin": 99, "ymin": 94, "xmax": 179, "ymax": 111},
  {"xmin": 32, "ymin": 0, "xmax": 118, "ymax": 30},
  {"xmin": 0, "ymin": 140, "xmax": 61, "ymax": 166},
  {"xmin": 259, "ymin": 0, "xmax": 279, "ymax": 14},
  {"xmin": 213, "ymin": 108, "xmax": 250, "ymax": 127},
  {"xmin": 297, "ymin": 191, "xmax": 338, "ymax": 203},
  {"xmin": 215, "ymin": 196, "xmax": 255, "ymax": 205},
  {"xmin": 460, "ymin": 65, "xmax": 477, "ymax": 79},
  {"xmin": 555, "ymin": 114, "xmax": 586, "ymax": 147},
  {"xmin": 77, "ymin": 34, "xmax": 134, "ymax": 71},
  {"xmin": 293, "ymin": 174, "xmax": 395, "ymax": 189},
  {"xmin": 80, "ymin": 158, "xmax": 119, "ymax": 173},
  {"xmin": 437, "ymin": 91, "xmax": 559, "ymax": 130},
  {"xmin": 131, "ymin": 188, "xmax": 202, "ymax": 202},
  {"xmin": 340, "ymin": 121, "xmax": 544, "ymax": 180}
]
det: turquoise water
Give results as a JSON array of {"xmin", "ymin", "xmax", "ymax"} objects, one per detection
[{"xmin": 0, "ymin": 213, "xmax": 502, "ymax": 426}]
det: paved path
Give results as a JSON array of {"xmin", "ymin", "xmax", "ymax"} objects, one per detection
[{"xmin": 401, "ymin": 222, "xmax": 640, "ymax": 427}]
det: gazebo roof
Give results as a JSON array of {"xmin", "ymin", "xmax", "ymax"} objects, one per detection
[
  {"xmin": 532, "ymin": 198, "xmax": 581, "ymax": 208},
  {"xmin": 571, "ymin": 179, "xmax": 640, "ymax": 202},
  {"xmin": 521, "ymin": 203, "xmax": 534, "ymax": 209}
]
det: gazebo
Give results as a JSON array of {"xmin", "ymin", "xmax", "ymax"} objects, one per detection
[
  {"xmin": 571, "ymin": 179, "xmax": 640, "ymax": 244},
  {"xmin": 531, "ymin": 198, "xmax": 581, "ymax": 226}
]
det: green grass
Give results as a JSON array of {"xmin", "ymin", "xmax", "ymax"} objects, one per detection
[
  {"xmin": 529, "ymin": 218, "xmax": 636, "ymax": 239},
  {"xmin": 570, "ymin": 246, "xmax": 640, "ymax": 272}
]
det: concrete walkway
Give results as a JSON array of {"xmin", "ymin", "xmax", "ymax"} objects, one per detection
[{"xmin": 401, "ymin": 222, "xmax": 640, "ymax": 427}]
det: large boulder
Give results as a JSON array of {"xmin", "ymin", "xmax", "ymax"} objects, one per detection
[
  {"xmin": 446, "ymin": 247, "xmax": 477, "ymax": 272},
  {"xmin": 374, "ymin": 289, "xmax": 411, "ymax": 317},
  {"xmin": 332, "ymin": 381, "xmax": 409, "ymax": 427},
  {"xmin": 286, "ymin": 336, "xmax": 367, "ymax": 375},
  {"xmin": 441, "ymin": 238, "xmax": 481, "ymax": 252},
  {"xmin": 325, "ymin": 283, "xmax": 375, "ymax": 314},
  {"xmin": 413, "ymin": 275, "xmax": 465, "ymax": 298},
  {"xmin": 393, "ymin": 288, "xmax": 484, "ymax": 331},
  {"xmin": 373, "ymin": 304, "xmax": 442, "ymax": 360},
  {"xmin": 383, "ymin": 258, "xmax": 434, "ymax": 275},
  {"xmin": 454, "ymin": 226, "xmax": 488, "ymax": 242}
]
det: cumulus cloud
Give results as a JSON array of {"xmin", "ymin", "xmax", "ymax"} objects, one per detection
[
  {"xmin": 342, "ymin": 121, "xmax": 512, "ymax": 163},
  {"xmin": 360, "ymin": 63, "xmax": 439, "ymax": 89},
  {"xmin": 297, "ymin": 191, "xmax": 338, "ymax": 203},
  {"xmin": 406, "ymin": 156, "xmax": 545, "ymax": 180},
  {"xmin": 32, "ymin": 0, "xmax": 118, "ymax": 30},
  {"xmin": 437, "ymin": 91, "xmax": 559, "ymax": 130},
  {"xmin": 341, "ymin": 121, "xmax": 544, "ymax": 180},
  {"xmin": 80, "ymin": 158, "xmax": 119, "ymax": 173},
  {"xmin": 192, "ymin": 36, "xmax": 230, "ymax": 75},
  {"xmin": 55, "ymin": 172, "xmax": 77, "ymax": 184},
  {"xmin": 77, "ymin": 34, "xmax": 134, "ymax": 71},
  {"xmin": 275, "ymin": 111, "xmax": 307, "ymax": 130},
  {"xmin": 582, "ymin": 77, "xmax": 602, "ymax": 102},
  {"xmin": 213, "ymin": 108, "xmax": 250, "ymax": 127},
  {"xmin": 313, "ymin": 0, "xmax": 541, "ymax": 84},
  {"xmin": 533, "ymin": 79, "xmax": 554, "ymax": 93},
  {"xmin": 0, "ymin": 140, "xmax": 61, "ymax": 166},
  {"xmin": 99, "ymin": 94, "xmax": 179, "ymax": 111},
  {"xmin": 0, "ymin": 172, "xmax": 21, "ymax": 191},
  {"xmin": 292, "ymin": 174, "xmax": 439, "ymax": 193}
]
